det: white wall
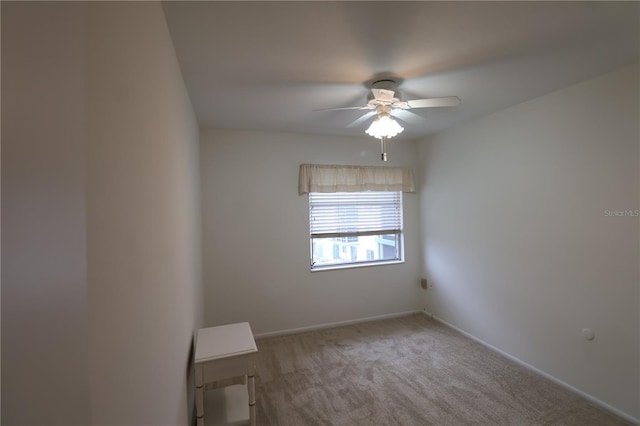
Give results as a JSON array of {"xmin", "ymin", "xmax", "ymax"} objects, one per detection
[
  {"xmin": 2, "ymin": 2, "xmax": 203, "ymax": 425},
  {"xmin": 86, "ymin": 3, "xmax": 202, "ymax": 425},
  {"xmin": 200, "ymin": 129, "xmax": 421, "ymax": 333},
  {"xmin": 2, "ymin": 3, "xmax": 91, "ymax": 424},
  {"xmin": 418, "ymin": 64, "xmax": 639, "ymax": 420}
]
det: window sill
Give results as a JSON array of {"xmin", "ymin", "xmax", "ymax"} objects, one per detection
[{"xmin": 310, "ymin": 259, "xmax": 404, "ymax": 273}]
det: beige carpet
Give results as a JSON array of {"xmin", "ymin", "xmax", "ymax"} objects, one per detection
[{"xmin": 253, "ymin": 313, "xmax": 630, "ymax": 425}]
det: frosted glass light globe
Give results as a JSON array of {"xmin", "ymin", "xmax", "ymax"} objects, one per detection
[{"xmin": 365, "ymin": 114, "xmax": 404, "ymax": 139}]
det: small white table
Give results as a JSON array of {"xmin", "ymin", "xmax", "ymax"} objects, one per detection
[{"xmin": 195, "ymin": 323, "xmax": 258, "ymax": 426}]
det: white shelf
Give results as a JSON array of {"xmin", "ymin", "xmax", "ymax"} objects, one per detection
[{"xmin": 204, "ymin": 385, "xmax": 250, "ymax": 426}]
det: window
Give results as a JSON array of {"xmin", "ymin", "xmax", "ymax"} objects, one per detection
[
  {"xmin": 309, "ymin": 191, "xmax": 403, "ymax": 270},
  {"xmin": 299, "ymin": 164, "xmax": 414, "ymax": 271}
]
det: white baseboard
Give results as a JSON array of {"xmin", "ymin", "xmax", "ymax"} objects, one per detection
[
  {"xmin": 253, "ymin": 310, "xmax": 421, "ymax": 339},
  {"xmin": 422, "ymin": 310, "xmax": 639, "ymax": 425}
]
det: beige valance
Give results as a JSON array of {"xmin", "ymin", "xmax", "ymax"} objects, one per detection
[{"xmin": 298, "ymin": 164, "xmax": 416, "ymax": 194}]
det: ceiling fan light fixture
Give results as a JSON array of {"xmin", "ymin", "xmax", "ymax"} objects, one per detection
[{"xmin": 365, "ymin": 114, "xmax": 404, "ymax": 139}]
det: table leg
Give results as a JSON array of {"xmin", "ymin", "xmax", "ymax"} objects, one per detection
[
  {"xmin": 196, "ymin": 363, "xmax": 204, "ymax": 426},
  {"xmin": 248, "ymin": 374, "xmax": 256, "ymax": 426},
  {"xmin": 196, "ymin": 385, "xmax": 204, "ymax": 426}
]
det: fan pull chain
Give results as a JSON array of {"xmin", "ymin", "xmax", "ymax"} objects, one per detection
[{"xmin": 380, "ymin": 136, "xmax": 388, "ymax": 162}]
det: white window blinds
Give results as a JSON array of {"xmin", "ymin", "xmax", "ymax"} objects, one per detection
[{"xmin": 309, "ymin": 192, "xmax": 402, "ymax": 238}]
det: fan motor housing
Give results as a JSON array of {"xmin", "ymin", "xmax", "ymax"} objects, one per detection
[{"xmin": 367, "ymin": 79, "xmax": 401, "ymax": 103}]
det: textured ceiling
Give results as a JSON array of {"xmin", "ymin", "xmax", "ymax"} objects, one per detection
[{"xmin": 163, "ymin": 1, "xmax": 639, "ymax": 140}]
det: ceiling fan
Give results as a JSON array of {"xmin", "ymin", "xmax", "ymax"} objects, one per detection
[{"xmin": 315, "ymin": 79, "xmax": 461, "ymax": 160}]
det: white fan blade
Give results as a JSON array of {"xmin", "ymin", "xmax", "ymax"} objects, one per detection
[
  {"xmin": 392, "ymin": 109, "xmax": 424, "ymax": 124},
  {"xmin": 347, "ymin": 111, "xmax": 377, "ymax": 128},
  {"xmin": 407, "ymin": 96, "xmax": 461, "ymax": 109},
  {"xmin": 371, "ymin": 88, "xmax": 395, "ymax": 102},
  {"xmin": 313, "ymin": 105, "xmax": 373, "ymax": 112}
]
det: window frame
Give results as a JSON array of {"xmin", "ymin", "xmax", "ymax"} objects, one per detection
[{"xmin": 308, "ymin": 191, "xmax": 405, "ymax": 271}]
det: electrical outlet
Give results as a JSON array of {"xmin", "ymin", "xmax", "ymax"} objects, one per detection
[{"xmin": 420, "ymin": 278, "xmax": 428, "ymax": 290}]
